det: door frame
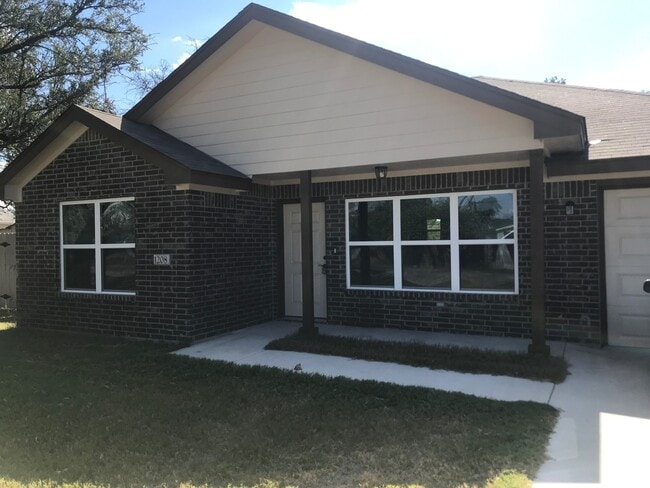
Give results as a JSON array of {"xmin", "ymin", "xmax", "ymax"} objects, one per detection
[
  {"xmin": 598, "ymin": 178, "xmax": 650, "ymax": 346},
  {"xmin": 277, "ymin": 198, "xmax": 327, "ymax": 318}
]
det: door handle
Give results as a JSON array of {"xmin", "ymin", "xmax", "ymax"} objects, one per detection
[
  {"xmin": 644, "ymin": 279, "xmax": 650, "ymax": 294},
  {"xmin": 318, "ymin": 255, "xmax": 328, "ymax": 275}
]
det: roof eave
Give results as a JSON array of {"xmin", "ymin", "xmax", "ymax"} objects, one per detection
[
  {"xmin": 547, "ymin": 154, "xmax": 650, "ymax": 178},
  {"xmin": 0, "ymin": 106, "xmax": 251, "ymax": 201}
]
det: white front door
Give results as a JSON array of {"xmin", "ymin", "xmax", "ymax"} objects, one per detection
[
  {"xmin": 283, "ymin": 203, "xmax": 327, "ymax": 318},
  {"xmin": 605, "ymin": 188, "xmax": 650, "ymax": 347}
]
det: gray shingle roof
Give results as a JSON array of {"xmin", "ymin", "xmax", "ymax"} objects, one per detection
[
  {"xmin": 79, "ymin": 107, "xmax": 247, "ymax": 179},
  {"xmin": 477, "ymin": 77, "xmax": 650, "ymax": 161}
]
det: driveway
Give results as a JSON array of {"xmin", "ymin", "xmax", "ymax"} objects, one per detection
[
  {"xmin": 535, "ymin": 343, "xmax": 650, "ymax": 487},
  {"xmin": 176, "ymin": 320, "xmax": 650, "ymax": 487}
]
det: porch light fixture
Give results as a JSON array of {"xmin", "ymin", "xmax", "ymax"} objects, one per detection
[
  {"xmin": 374, "ymin": 166, "xmax": 388, "ymax": 184},
  {"xmin": 565, "ymin": 200, "xmax": 575, "ymax": 216}
]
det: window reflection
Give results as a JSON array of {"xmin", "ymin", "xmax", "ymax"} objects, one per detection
[
  {"xmin": 101, "ymin": 201, "xmax": 135, "ymax": 244},
  {"xmin": 350, "ymin": 246, "xmax": 394, "ymax": 286},
  {"xmin": 402, "ymin": 246, "xmax": 451, "ymax": 289},
  {"xmin": 460, "ymin": 244, "xmax": 515, "ymax": 291},
  {"xmin": 401, "ymin": 197, "xmax": 450, "ymax": 240},
  {"xmin": 62, "ymin": 204, "xmax": 95, "ymax": 244},
  {"xmin": 102, "ymin": 249, "xmax": 136, "ymax": 292},
  {"xmin": 458, "ymin": 193, "xmax": 514, "ymax": 240},
  {"xmin": 348, "ymin": 201, "xmax": 393, "ymax": 241}
]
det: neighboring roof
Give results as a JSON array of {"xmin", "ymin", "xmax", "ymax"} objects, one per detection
[
  {"xmin": 0, "ymin": 105, "xmax": 251, "ymax": 200},
  {"xmin": 478, "ymin": 77, "xmax": 650, "ymax": 161},
  {"xmin": 126, "ymin": 3, "xmax": 586, "ymax": 146}
]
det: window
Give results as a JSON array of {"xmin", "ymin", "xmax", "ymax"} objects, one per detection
[
  {"xmin": 60, "ymin": 198, "xmax": 135, "ymax": 294},
  {"xmin": 346, "ymin": 190, "xmax": 517, "ymax": 294}
]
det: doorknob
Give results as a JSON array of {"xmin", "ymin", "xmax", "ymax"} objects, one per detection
[{"xmin": 644, "ymin": 279, "xmax": 650, "ymax": 294}]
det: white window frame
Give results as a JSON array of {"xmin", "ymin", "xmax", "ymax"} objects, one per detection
[
  {"xmin": 60, "ymin": 197, "xmax": 136, "ymax": 295},
  {"xmin": 345, "ymin": 189, "xmax": 518, "ymax": 295}
]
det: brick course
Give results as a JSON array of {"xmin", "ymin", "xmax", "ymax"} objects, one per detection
[
  {"xmin": 16, "ymin": 130, "xmax": 602, "ymax": 343},
  {"xmin": 17, "ymin": 131, "xmax": 276, "ymax": 341},
  {"xmin": 544, "ymin": 181, "xmax": 601, "ymax": 341}
]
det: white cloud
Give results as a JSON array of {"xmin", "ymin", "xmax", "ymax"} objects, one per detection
[
  {"xmin": 575, "ymin": 48, "xmax": 650, "ymax": 92},
  {"xmin": 289, "ymin": 0, "xmax": 547, "ymax": 76},
  {"xmin": 170, "ymin": 37, "xmax": 206, "ymax": 68},
  {"xmin": 173, "ymin": 51, "xmax": 193, "ymax": 68}
]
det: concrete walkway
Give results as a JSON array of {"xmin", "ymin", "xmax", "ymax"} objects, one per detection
[{"xmin": 175, "ymin": 320, "xmax": 650, "ymax": 487}]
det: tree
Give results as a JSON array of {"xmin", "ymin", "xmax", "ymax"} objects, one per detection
[
  {"xmin": 0, "ymin": 0, "xmax": 149, "ymax": 161},
  {"xmin": 128, "ymin": 59, "xmax": 172, "ymax": 97},
  {"xmin": 544, "ymin": 76, "xmax": 566, "ymax": 84}
]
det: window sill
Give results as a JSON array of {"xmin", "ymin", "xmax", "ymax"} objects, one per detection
[
  {"xmin": 59, "ymin": 290, "xmax": 136, "ymax": 300},
  {"xmin": 345, "ymin": 287, "xmax": 520, "ymax": 301},
  {"xmin": 347, "ymin": 286, "xmax": 517, "ymax": 295}
]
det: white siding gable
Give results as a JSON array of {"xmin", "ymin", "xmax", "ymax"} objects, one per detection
[{"xmin": 152, "ymin": 25, "xmax": 540, "ymax": 176}]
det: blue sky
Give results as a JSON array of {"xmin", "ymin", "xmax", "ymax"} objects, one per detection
[{"xmin": 110, "ymin": 0, "xmax": 650, "ymax": 112}]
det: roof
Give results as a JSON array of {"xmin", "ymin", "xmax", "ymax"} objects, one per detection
[
  {"xmin": 126, "ymin": 3, "xmax": 586, "ymax": 146},
  {"xmin": 0, "ymin": 105, "xmax": 251, "ymax": 200},
  {"xmin": 80, "ymin": 106, "xmax": 247, "ymax": 179},
  {"xmin": 478, "ymin": 77, "xmax": 650, "ymax": 161}
]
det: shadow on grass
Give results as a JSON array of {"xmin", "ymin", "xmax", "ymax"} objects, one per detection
[{"xmin": 0, "ymin": 328, "xmax": 556, "ymax": 488}]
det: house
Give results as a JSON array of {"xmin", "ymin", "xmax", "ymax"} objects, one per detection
[{"xmin": 1, "ymin": 3, "xmax": 649, "ymax": 350}]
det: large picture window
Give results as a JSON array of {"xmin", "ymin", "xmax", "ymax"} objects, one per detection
[
  {"xmin": 346, "ymin": 190, "xmax": 517, "ymax": 294},
  {"xmin": 60, "ymin": 198, "xmax": 135, "ymax": 294}
]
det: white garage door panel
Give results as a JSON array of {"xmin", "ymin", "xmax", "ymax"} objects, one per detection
[
  {"xmin": 619, "ymin": 273, "xmax": 650, "ymax": 296},
  {"xmin": 619, "ymin": 195, "xmax": 650, "ymax": 220},
  {"xmin": 621, "ymin": 234, "xmax": 650, "ymax": 256},
  {"xmin": 605, "ymin": 188, "xmax": 650, "ymax": 348}
]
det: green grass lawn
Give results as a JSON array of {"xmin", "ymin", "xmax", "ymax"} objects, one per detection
[
  {"xmin": 0, "ymin": 328, "xmax": 558, "ymax": 488},
  {"xmin": 266, "ymin": 333, "xmax": 568, "ymax": 383}
]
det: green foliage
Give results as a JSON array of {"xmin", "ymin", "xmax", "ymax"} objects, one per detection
[
  {"xmin": 543, "ymin": 76, "xmax": 566, "ymax": 84},
  {"xmin": 485, "ymin": 470, "xmax": 532, "ymax": 488},
  {"xmin": 0, "ymin": 0, "xmax": 149, "ymax": 160},
  {"xmin": 458, "ymin": 469, "xmax": 532, "ymax": 488}
]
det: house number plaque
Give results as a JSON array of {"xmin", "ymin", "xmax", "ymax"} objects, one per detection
[{"xmin": 153, "ymin": 254, "xmax": 171, "ymax": 266}]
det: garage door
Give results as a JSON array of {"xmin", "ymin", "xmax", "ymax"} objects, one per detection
[{"xmin": 605, "ymin": 188, "xmax": 650, "ymax": 347}]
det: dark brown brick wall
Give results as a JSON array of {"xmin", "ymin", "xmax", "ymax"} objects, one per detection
[
  {"xmin": 16, "ymin": 130, "xmax": 277, "ymax": 341},
  {"xmin": 275, "ymin": 170, "xmax": 601, "ymax": 342},
  {"xmin": 544, "ymin": 181, "xmax": 601, "ymax": 341},
  {"xmin": 16, "ymin": 129, "xmax": 602, "ymax": 343},
  {"xmin": 184, "ymin": 188, "xmax": 278, "ymax": 340}
]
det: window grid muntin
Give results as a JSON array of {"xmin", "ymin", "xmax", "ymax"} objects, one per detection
[
  {"xmin": 346, "ymin": 190, "xmax": 518, "ymax": 294},
  {"xmin": 60, "ymin": 197, "xmax": 135, "ymax": 295}
]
